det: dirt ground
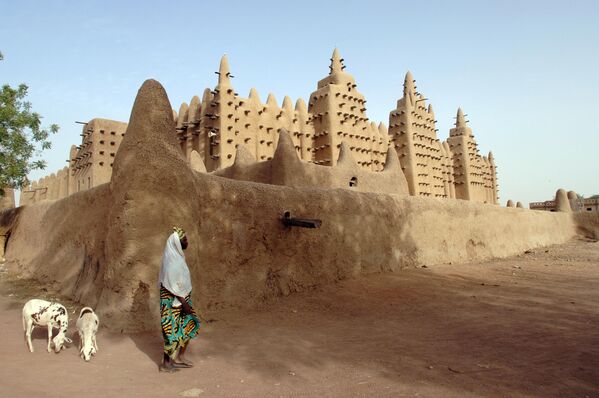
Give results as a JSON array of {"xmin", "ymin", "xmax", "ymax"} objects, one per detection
[{"xmin": 1, "ymin": 238, "xmax": 598, "ymax": 398}]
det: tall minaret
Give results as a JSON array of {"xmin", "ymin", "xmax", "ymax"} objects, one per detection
[
  {"xmin": 389, "ymin": 71, "xmax": 444, "ymax": 197},
  {"xmin": 308, "ymin": 49, "xmax": 373, "ymax": 168},
  {"xmin": 202, "ymin": 55, "xmax": 237, "ymax": 171},
  {"xmin": 488, "ymin": 151, "xmax": 498, "ymax": 204},
  {"xmin": 448, "ymin": 108, "xmax": 473, "ymax": 200}
]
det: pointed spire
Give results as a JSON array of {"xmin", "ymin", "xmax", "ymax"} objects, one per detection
[
  {"xmin": 382, "ymin": 146, "xmax": 402, "ymax": 173},
  {"xmin": 442, "ymin": 140, "xmax": 451, "ymax": 154},
  {"xmin": 330, "ymin": 48, "xmax": 345, "ymax": 74},
  {"xmin": 233, "ymin": 145, "xmax": 256, "ymax": 166},
  {"xmin": 273, "ymin": 129, "xmax": 300, "ymax": 163},
  {"xmin": 337, "ymin": 141, "xmax": 358, "ymax": 169},
  {"xmin": 188, "ymin": 95, "xmax": 200, "ymax": 123},
  {"xmin": 456, "ymin": 107, "xmax": 466, "ymax": 127},
  {"xmin": 190, "ymin": 150, "xmax": 207, "ymax": 173},
  {"xmin": 266, "ymin": 93, "xmax": 277, "ymax": 107},
  {"xmin": 378, "ymin": 122, "xmax": 388, "ymax": 136},
  {"xmin": 282, "ymin": 96, "xmax": 293, "ymax": 112},
  {"xmin": 112, "ymin": 79, "xmax": 184, "ymax": 183},
  {"xmin": 176, "ymin": 103, "xmax": 188, "ymax": 129},
  {"xmin": 404, "ymin": 71, "xmax": 415, "ymax": 96},
  {"xmin": 295, "ymin": 98, "xmax": 307, "ymax": 113},
  {"xmin": 201, "ymin": 88, "xmax": 212, "ymax": 104},
  {"xmin": 378, "ymin": 122, "xmax": 389, "ymax": 149},
  {"xmin": 69, "ymin": 144, "xmax": 78, "ymax": 160},
  {"xmin": 249, "ymin": 87, "xmax": 261, "ymax": 103},
  {"xmin": 200, "ymin": 89, "xmax": 212, "ymax": 117},
  {"xmin": 555, "ymin": 189, "xmax": 571, "ymax": 212},
  {"xmin": 172, "ymin": 109, "xmax": 178, "ymax": 122},
  {"xmin": 438, "ymin": 141, "xmax": 447, "ymax": 157},
  {"xmin": 567, "ymin": 190, "xmax": 578, "ymax": 200},
  {"xmin": 488, "ymin": 151, "xmax": 494, "ymax": 162},
  {"xmin": 427, "ymin": 104, "xmax": 435, "ymax": 117},
  {"xmin": 217, "ymin": 55, "xmax": 232, "ymax": 87}
]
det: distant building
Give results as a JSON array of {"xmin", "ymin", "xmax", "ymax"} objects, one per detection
[
  {"xmin": 19, "ymin": 119, "xmax": 127, "ymax": 205},
  {"xmin": 530, "ymin": 198, "xmax": 599, "ymax": 212}
]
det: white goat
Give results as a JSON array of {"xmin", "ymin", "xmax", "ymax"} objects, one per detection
[
  {"xmin": 22, "ymin": 299, "xmax": 72, "ymax": 353},
  {"xmin": 76, "ymin": 307, "xmax": 99, "ymax": 361}
]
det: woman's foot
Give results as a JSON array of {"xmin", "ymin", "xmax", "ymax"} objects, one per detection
[
  {"xmin": 172, "ymin": 361, "xmax": 193, "ymax": 368},
  {"xmin": 159, "ymin": 363, "xmax": 180, "ymax": 373},
  {"xmin": 177, "ymin": 346, "xmax": 194, "ymax": 367}
]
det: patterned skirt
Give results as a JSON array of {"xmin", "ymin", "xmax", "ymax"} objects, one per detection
[{"xmin": 160, "ymin": 285, "xmax": 200, "ymax": 358}]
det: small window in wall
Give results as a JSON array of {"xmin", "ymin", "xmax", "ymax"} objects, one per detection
[
  {"xmin": 588, "ymin": 208, "xmax": 593, "ymax": 211},
  {"xmin": 100, "ymin": 129, "xmax": 105, "ymax": 134},
  {"xmin": 88, "ymin": 177, "xmax": 91, "ymax": 188},
  {"xmin": 349, "ymin": 176, "xmax": 358, "ymax": 187}
]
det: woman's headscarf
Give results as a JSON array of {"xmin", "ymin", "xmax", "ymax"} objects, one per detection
[{"xmin": 159, "ymin": 230, "xmax": 192, "ymax": 306}]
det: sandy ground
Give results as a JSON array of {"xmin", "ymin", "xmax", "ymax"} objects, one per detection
[{"xmin": 1, "ymin": 238, "xmax": 598, "ymax": 398}]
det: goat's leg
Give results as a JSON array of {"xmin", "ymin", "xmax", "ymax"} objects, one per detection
[
  {"xmin": 47, "ymin": 325, "xmax": 53, "ymax": 353},
  {"xmin": 25, "ymin": 320, "xmax": 34, "ymax": 352},
  {"xmin": 93, "ymin": 334, "xmax": 98, "ymax": 352}
]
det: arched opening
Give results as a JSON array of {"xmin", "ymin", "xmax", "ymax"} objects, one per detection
[{"xmin": 349, "ymin": 176, "xmax": 358, "ymax": 188}]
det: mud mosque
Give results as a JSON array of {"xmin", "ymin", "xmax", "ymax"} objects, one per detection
[
  {"xmin": 19, "ymin": 50, "xmax": 498, "ymax": 205},
  {"xmin": 1, "ymin": 48, "xmax": 590, "ymax": 330}
]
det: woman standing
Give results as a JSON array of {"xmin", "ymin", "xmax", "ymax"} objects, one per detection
[{"xmin": 159, "ymin": 227, "xmax": 200, "ymax": 372}]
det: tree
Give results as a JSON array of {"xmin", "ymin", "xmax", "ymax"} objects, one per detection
[{"xmin": 0, "ymin": 51, "xmax": 58, "ymax": 196}]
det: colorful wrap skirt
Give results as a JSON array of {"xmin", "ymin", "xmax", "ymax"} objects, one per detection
[{"xmin": 160, "ymin": 285, "xmax": 200, "ymax": 358}]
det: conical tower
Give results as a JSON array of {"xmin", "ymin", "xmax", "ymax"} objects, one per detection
[
  {"xmin": 388, "ymin": 71, "xmax": 444, "ymax": 197},
  {"xmin": 447, "ymin": 108, "xmax": 496, "ymax": 203},
  {"xmin": 308, "ymin": 49, "xmax": 372, "ymax": 168},
  {"xmin": 201, "ymin": 55, "xmax": 239, "ymax": 171}
]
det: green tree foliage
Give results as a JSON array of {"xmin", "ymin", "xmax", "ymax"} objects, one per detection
[{"xmin": 0, "ymin": 51, "xmax": 58, "ymax": 195}]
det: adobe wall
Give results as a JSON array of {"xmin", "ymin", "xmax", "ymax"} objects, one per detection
[
  {"xmin": 0, "ymin": 80, "xmax": 578, "ymax": 332},
  {"xmin": 213, "ymin": 132, "xmax": 409, "ymax": 195},
  {"xmin": 1, "ymin": 185, "xmax": 111, "ymax": 302},
  {"xmin": 0, "ymin": 188, "xmax": 15, "ymax": 210},
  {"xmin": 1, "ymin": 175, "xmax": 577, "ymax": 331}
]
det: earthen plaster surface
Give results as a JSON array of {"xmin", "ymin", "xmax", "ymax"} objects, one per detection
[{"xmin": 0, "ymin": 80, "xmax": 580, "ymax": 331}]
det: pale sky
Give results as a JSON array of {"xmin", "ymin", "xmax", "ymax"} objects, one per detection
[{"xmin": 2, "ymin": 0, "xmax": 598, "ymax": 205}]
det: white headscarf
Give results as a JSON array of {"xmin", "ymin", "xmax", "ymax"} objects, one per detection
[{"xmin": 159, "ymin": 232, "xmax": 192, "ymax": 307}]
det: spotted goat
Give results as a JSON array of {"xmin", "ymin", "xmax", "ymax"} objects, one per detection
[
  {"xmin": 22, "ymin": 299, "xmax": 73, "ymax": 353},
  {"xmin": 76, "ymin": 307, "xmax": 99, "ymax": 361}
]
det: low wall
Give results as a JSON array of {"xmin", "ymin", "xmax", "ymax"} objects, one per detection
[{"xmin": 1, "ymin": 174, "xmax": 577, "ymax": 331}]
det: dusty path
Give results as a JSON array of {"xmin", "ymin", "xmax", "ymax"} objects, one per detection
[{"xmin": 1, "ymin": 239, "xmax": 598, "ymax": 397}]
